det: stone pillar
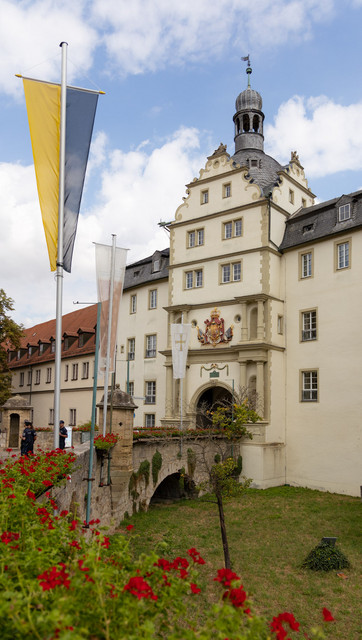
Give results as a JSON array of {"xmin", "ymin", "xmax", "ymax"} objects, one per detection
[
  {"xmin": 257, "ymin": 300, "xmax": 264, "ymax": 340},
  {"xmin": 241, "ymin": 302, "xmax": 248, "ymax": 341},
  {"xmin": 256, "ymin": 361, "xmax": 265, "ymax": 417}
]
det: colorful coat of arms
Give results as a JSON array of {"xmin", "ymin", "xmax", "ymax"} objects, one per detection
[{"xmin": 196, "ymin": 308, "xmax": 233, "ymax": 347}]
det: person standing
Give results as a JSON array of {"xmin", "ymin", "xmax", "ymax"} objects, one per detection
[
  {"xmin": 21, "ymin": 421, "xmax": 37, "ymax": 455},
  {"xmin": 59, "ymin": 420, "xmax": 68, "ymax": 450}
]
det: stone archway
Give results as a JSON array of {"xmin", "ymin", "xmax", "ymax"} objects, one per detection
[
  {"xmin": 149, "ymin": 472, "xmax": 197, "ymax": 505},
  {"xmin": 196, "ymin": 386, "xmax": 233, "ymax": 428}
]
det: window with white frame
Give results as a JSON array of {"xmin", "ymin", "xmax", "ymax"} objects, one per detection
[
  {"xmin": 65, "ymin": 364, "xmax": 69, "ymax": 382},
  {"xmin": 145, "ymin": 413, "xmax": 155, "ymax": 428},
  {"xmin": 221, "ymin": 261, "xmax": 241, "ymax": 283},
  {"xmin": 301, "ymin": 252, "xmax": 312, "ymax": 278},
  {"xmin": 72, "ymin": 363, "xmax": 78, "ymax": 380},
  {"xmin": 35, "ymin": 369, "xmax": 41, "ymax": 385},
  {"xmin": 19, "ymin": 372, "xmax": 24, "ymax": 387},
  {"xmin": 188, "ymin": 228, "xmax": 204, "ymax": 248},
  {"xmin": 337, "ymin": 241, "xmax": 349, "ymax": 269},
  {"xmin": 197, "ymin": 229, "xmax": 204, "ymax": 245},
  {"xmin": 82, "ymin": 362, "xmax": 89, "ymax": 379},
  {"xmin": 185, "ymin": 269, "xmax": 203, "ymax": 289},
  {"xmin": 201, "ymin": 189, "xmax": 209, "ymax": 204},
  {"xmin": 301, "ymin": 370, "xmax": 318, "ymax": 402},
  {"xmin": 339, "ymin": 203, "xmax": 350, "ymax": 221},
  {"xmin": 27, "ymin": 370, "xmax": 32, "ymax": 386},
  {"xmin": 130, "ymin": 294, "xmax": 137, "ymax": 314},
  {"xmin": 223, "ymin": 183, "xmax": 231, "ymax": 198},
  {"xmin": 223, "ymin": 219, "xmax": 242, "ymax": 239},
  {"xmin": 302, "ymin": 310, "xmax": 317, "ymax": 341},
  {"xmin": 145, "ymin": 334, "xmax": 157, "ymax": 358},
  {"xmin": 128, "ymin": 381, "xmax": 134, "ymax": 397},
  {"xmin": 128, "ymin": 338, "xmax": 135, "ymax": 360},
  {"xmin": 46, "ymin": 367, "xmax": 52, "ymax": 384},
  {"xmin": 69, "ymin": 409, "xmax": 76, "ymax": 426},
  {"xmin": 51, "ymin": 341, "xmax": 55, "ymax": 353},
  {"xmin": 149, "ymin": 289, "xmax": 157, "ymax": 309},
  {"xmin": 49, "ymin": 408, "xmax": 54, "ymax": 425},
  {"xmin": 145, "ymin": 381, "xmax": 156, "ymax": 404},
  {"xmin": 188, "ymin": 231, "xmax": 195, "ymax": 247}
]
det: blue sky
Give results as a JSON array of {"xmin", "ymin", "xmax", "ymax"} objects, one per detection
[{"xmin": 1, "ymin": 0, "xmax": 362, "ymax": 327}]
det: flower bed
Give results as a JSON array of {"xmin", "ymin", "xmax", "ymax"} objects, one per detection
[{"xmin": 94, "ymin": 433, "xmax": 119, "ymax": 451}]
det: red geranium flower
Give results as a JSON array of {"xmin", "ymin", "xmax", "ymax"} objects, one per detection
[
  {"xmin": 322, "ymin": 608, "xmax": 335, "ymax": 622},
  {"xmin": 37, "ymin": 564, "xmax": 71, "ymax": 591},
  {"xmin": 223, "ymin": 586, "xmax": 247, "ymax": 608},
  {"xmin": 214, "ymin": 568, "xmax": 241, "ymax": 587},
  {"xmin": 187, "ymin": 547, "xmax": 206, "ymax": 565},
  {"xmin": 123, "ymin": 576, "xmax": 158, "ymax": 601},
  {"xmin": 190, "ymin": 583, "xmax": 201, "ymax": 594},
  {"xmin": 126, "ymin": 524, "xmax": 134, "ymax": 531}
]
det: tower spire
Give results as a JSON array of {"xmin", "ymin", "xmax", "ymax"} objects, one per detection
[{"xmin": 241, "ymin": 54, "xmax": 252, "ymax": 87}]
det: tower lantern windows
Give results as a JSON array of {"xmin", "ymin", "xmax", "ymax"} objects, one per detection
[
  {"xmin": 253, "ymin": 115, "xmax": 260, "ymax": 132},
  {"xmin": 242, "ymin": 114, "xmax": 250, "ymax": 132}
]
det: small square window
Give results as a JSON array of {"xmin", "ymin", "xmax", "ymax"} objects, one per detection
[{"xmin": 201, "ymin": 190, "xmax": 209, "ymax": 204}]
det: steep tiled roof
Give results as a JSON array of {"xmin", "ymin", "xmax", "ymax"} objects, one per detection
[
  {"xmin": 279, "ymin": 189, "xmax": 362, "ymax": 251},
  {"xmin": 124, "ymin": 248, "xmax": 169, "ymax": 289}
]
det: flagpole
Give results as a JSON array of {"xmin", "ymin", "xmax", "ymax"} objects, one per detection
[
  {"xmin": 180, "ymin": 312, "xmax": 184, "ymax": 431},
  {"xmin": 102, "ymin": 234, "xmax": 117, "ymax": 436},
  {"xmin": 53, "ymin": 41, "xmax": 68, "ymax": 449}
]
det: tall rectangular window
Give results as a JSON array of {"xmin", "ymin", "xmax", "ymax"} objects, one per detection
[
  {"xmin": 224, "ymin": 222, "xmax": 232, "ymax": 239},
  {"xmin": 185, "ymin": 271, "xmax": 193, "ymax": 289},
  {"xmin": 19, "ymin": 372, "xmax": 24, "ymax": 387},
  {"xmin": 197, "ymin": 229, "xmax": 204, "ymax": 245},
  {"xmin": 195, "ymin": 270, "xmax": 203, "ymax": 287},
  {"xmin": 65, "ymin": 364, "xmax": 69, "ymax": 382},
  {"xmin": 234, "ymin": 219, "xmax": 242, "ymax": 237},
  {"xmin": 145, "ymin": 381, "xmax": 156, "ymax": 404},
  {"xmin": 222, "ymin": 264, "xmax": 231, "ymax": 283},
  {"xmin": 82, "ymin": 362, "xmax": 89, "ymax": 379},
  {"xmin": 233, "ymin": 262, "xmax": 241, "ymax": 281},
  {"xmin": 69, "ymin": 409, "xmax": 76, "ymax": 426},
  {"xmin": 149, "ymin": 289, "xmax": 157, "ymax": 309},
  {"xmin": 27, "ymin": 370, "xmax": 32, "ymax": 386},
  {"xmin": 301, "ymin": 371, "xmax": 318, "ymax": 402},
  {"xmin": 337, "ymin": 242, "xmax": 349, "ymax": 269},
  {"xmin": 301, "ymin": 252, "xmax": 312, "ymax": 278},
  {"xmin": 49, "ymin": 409, "xmax": 54, "ymax": 425},
  {"xmin": 128, "ymin": 381, "xmax": 134, "ymax": 397},
  {"xmin": 128, "ymin": 338, "xmax": 135, "ymax": 360},
  {"xmin": 145, "ymin": 414, "xmax": 155, "ymax": 428},
  {"xmin": 72, "ymin": 364, "xmax": 78, "ymax": 381},
  {"xmin": 188, "ymin": 231, "xmax": 195, "ymax": 247},
  {"xmin": 201, "ymin": 190, "xmax": 208, "ymax": 204},
  {"xmin": 302, "ymin": 310, "xmax": 317, "ymax": 341},
  {"xmin": 339, "ymin": 203, "xmax": 350, "ymax": 221},
  {"xmin": 35, "ymin": 369, "xmax": 41, "ymax": 385},
  {"xmin": 224, "ymin": 183, "xmax": 231, "ymax": 198},
  {"xmin": 146, "ymin": 335, "xmax": 156, "ymax": 358},
  {"xmin": 46, "ymin": 367, "xmax": 52, "ymax": 384},
  {"xmin": 130, "ymin": 295, "xmax": 137, "ymax": 314}
]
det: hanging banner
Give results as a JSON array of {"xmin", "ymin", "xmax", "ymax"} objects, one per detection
[
  {"xmin": 23, "ymin": 77, "xmax": 99, "ymax": 272},
  {"xmin": 95, "ymin": 243, "xmax": 128, "ymax": 377},
  {"xmin": 171, "ymin": 324, "xmax": 191, "ymax": 379}
]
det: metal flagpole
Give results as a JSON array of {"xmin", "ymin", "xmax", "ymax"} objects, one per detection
[
  {"xmin": 53, "ymin": 41, "xmax": 68, "ymax": 449},
  {"xmin": 180, "ymin": 312, "xmax": 184, "ymax": 431},
  {"xmin": 102, "ymin": 234, "xmax": 117, "ymax": 436}
]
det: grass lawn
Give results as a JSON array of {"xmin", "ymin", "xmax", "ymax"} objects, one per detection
[{"xmin": 120, "ymin": 486, "xmax": 361, "ymax": 640}]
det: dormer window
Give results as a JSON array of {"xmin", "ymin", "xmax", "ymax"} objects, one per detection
[
  {"xmin": 134, "ymin": 270, "xmax": 140, "ymax": 277},
  {"xmin": 303, "ymin": 224, "xmax": 314, "ymax": 234},
  {"xmin": 152, "ymin": 259, "xmax": 160, "ymax": 273},
  {"xmin": 339, "ymin": 203, "xmax": 350, "ymax": 221}
]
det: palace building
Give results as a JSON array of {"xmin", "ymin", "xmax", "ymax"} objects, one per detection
[{"xmin": 6, "ymin": 67, "xmax": 361, "ymax": 496}]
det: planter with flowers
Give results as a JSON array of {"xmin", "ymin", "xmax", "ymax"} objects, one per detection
[{"xmin": 94, "ymin": 433, "xmax": 119, "ymax": 457}]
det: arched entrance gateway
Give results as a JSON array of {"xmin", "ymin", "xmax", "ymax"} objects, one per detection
[{"xmin": 196, "ymin": 385, "xmax": 232, "ymax": 428}]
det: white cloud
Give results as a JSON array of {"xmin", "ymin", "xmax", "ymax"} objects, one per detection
[
  {"xmin": 0, "ymin": 0, "xmax": 97, "ymax": 97},
  {"xmin": 0, "ymin": 127, "xmax": 205, "ymax": 326},
  {"xmin": 265, "ymin": 95, "xmax": 362, "ymax": 177}
]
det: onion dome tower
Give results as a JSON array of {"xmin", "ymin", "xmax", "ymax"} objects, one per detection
[{"xmin": 232, "ymin": 60, "xmax": 284, "ymax": 194}]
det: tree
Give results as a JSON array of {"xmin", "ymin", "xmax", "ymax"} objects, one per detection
[
  {"xmin": 0, "ymin": 289, "xmax": 24, "ymax": 405},
  {"xmin": 195, "ymin": 390, "xmax": 261, "ymax": 569}
]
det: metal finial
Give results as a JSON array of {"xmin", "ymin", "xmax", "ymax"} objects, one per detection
[{"xmin": 241, "ymin": 54, "xmax": 252, "ymax": 87}]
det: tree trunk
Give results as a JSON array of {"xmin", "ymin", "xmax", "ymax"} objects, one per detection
[{"xmin": 216, "ymin": 490, "xmax": 231, "ymax": 569}]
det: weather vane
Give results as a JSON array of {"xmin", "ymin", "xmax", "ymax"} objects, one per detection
[{"xmin": 241, "ymin": 54, "xmax": 252, "ymax": 87}]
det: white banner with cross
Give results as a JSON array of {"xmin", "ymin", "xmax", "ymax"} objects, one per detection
[{"xmin": 171, "ymin": 324, "xmax": 191, "ymax": 379}]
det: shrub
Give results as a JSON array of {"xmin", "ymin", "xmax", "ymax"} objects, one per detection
[{"xmin": 302, "ymin": 541, "xmax": 350, "ymax": 571}]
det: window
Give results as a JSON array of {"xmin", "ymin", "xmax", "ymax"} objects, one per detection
[
  {"xmin": 149, "ymin": 289, "xmax": 157, "ymax": 309},
  {"xmin": 69, "ymin": 409, "xmax": 76, "ymax": 426},
  {"xmin": 185, "ymin": 269, "xmax": 203, "ymax": 289},
  {"xmin": 223, "ymin": 219, "xmax": 242, "ymax": 239},
  {"xmin": 301, "ymin": 371, "xmax": 318, "ymax": 402},
  {"xmin": 337, "ymin": 241, "xmax": 350, "ymax": 269},
  {"xmin": 128, "ymin": 381, "xmax": 134, "ymax": 397},
  {"xmin": 19, "ymin": 372, "xmax": 24, "ymax": 387},
  {"xmin": 221, "ymin": 262, "xmax": 241, "ymax": 283},
  {"xmin": 128, "ymin": 338, "xmax": 135, "ymax": 361},
  {"xmin": 51, "ymin": 341, "xmax": 55, "ymax": 354},
  {"xmin": 302, "ymin": 310, "xmax": 317, "ymax": 341},
  {"xmin": 146, "ymin": 334, "xmax": 157, "ymax": 358},
  {"xmin": 65, "ymin": 364, "xmax": 69, "ymax": 382},
  {"xmin": 339, "ymin": 203, "xmax": 350, "ymax": 221},
  {"xmin": 188, "ymin": 228, "xmax": 204, "ymax": 248},
  {"xmin": 302, "ymin": 198, "xmax": 307, "ymax": 208},
  {"xmin": 145, "ymin": 381, "xmax": 156, "ymax": 404},
  {"xmin": 145, "ymin": 414, "xmax": 155, "ymax": 428},
  {"xmin": 201, "ymin": 189, "xmax": 208, "ymax": 204},
  {"xmin": 223, "ymin": 183, "xmax": 231, "ymax": 198},
  {"xmin": 303, "ymin": 224, "xmax": 313, "ymax": 233},
  {"xmin": 82, "ymin": 362, "xmax": 89, "ymax": 379},
  {"xmin": 72, "ymin": 363, "xmax": 78, "ymax": 381},
  {"xmin": 27, "ymin": 370, "xmax": 32, "ymax": 386},
  {"xmin": 152, "ymin": 259, "xmax": 160, "ymax": 273},
  {"xmin": 277, "ymin": 315, "xmax": 284, "ymax": 335},
  {"xmin": 301, "ymin": 251, "xmax": 312, "ymax": 278},
  {"xmin": 130, "ymin": 295, "xmax": 137, "ymax": 314},
  {"xmin": 35, "ymin": 369, "xmax": 41, "ymax": 385},
  {"xmin": 289, "ymin": 189, "xmax": 294, "ymax": 204},
  {"xmin": 49, "ymin": 409, "xmax": 54, "ymax": 425},
  {"xmin": 46, "ymin": 367, "xmax": 52, "ymax": 384}
]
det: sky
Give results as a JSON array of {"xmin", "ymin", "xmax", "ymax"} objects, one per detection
[{"xmin": 1, "ymin": 0, "xmax": 362, "ymax": 328}]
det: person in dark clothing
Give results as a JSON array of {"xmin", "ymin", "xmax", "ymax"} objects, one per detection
[
  {"xmin": 21, "ymin": 421, "xmax": 36, "ymax": 455},
  {"xmin": 59, "ymin": 420, "xmax": 68, "ymax": 450}
]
